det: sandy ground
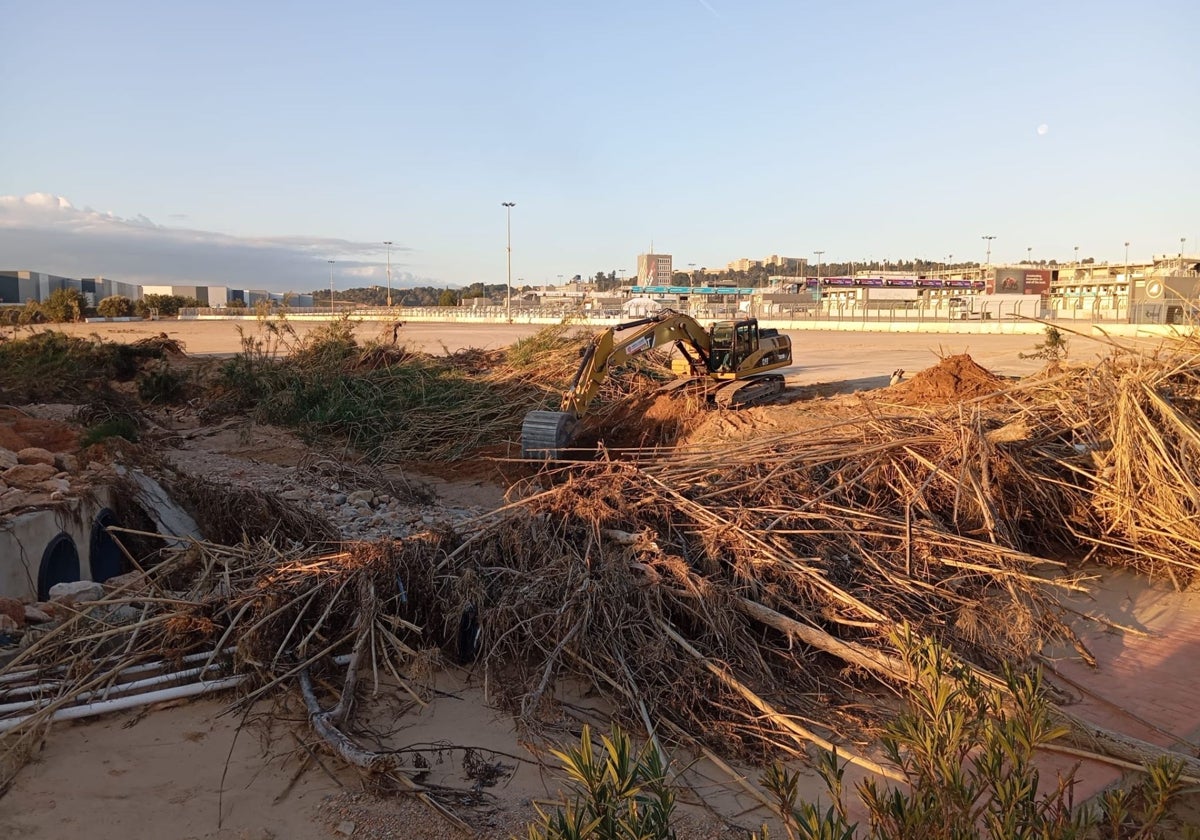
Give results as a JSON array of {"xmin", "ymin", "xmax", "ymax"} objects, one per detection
[
  {"xmin": 24, "ymin": 316, "xmax": 1160, "ymax": 385},
  {"xmin": 0, "ymin": 674, "xmax": 767, "ymax": 840}
]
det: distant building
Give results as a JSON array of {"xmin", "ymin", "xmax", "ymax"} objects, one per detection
[
  {"xmin": 0, "ymin": 271, "xmax": 140, "ymax": 306},
  {"xmin": 763, "ymin": 255, "xmax": 806, "ymax": 273},
  {"xmin": 727, "ymin": 258, "xmax": 761, "ymax": 272},
  {"xmin": 637, "ymin": 253, "xmax": 672, "ymax": 286},
  {"xmin": 0, "ymin": 270, "xmax": 75, "ymax": 304}
]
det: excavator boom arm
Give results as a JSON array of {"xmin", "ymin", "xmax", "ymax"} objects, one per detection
[{"xmin": 561, "ymin": 311, "xmax": 711, "ymax": 416}]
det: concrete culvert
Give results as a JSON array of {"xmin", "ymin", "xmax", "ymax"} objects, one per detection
[
  {"xmin": 89, "ymin": 508, "xmax": 124, "ymax": 583},
  {"xmin": 38, "ymin": 533, "xmax": 80, "ymax": 601}
]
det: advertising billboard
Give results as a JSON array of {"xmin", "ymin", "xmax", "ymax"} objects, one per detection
[
  {"xmin": 986, "ymin": 269, "xmax": 1048, "ymax": 295},
  {"xmin": 1023, "ymin": 270, "xmax": 1050, "ymax": 295},
  {"xmin": 989, "ymin": 268, "xmax": 1025, "ymax": 294}
]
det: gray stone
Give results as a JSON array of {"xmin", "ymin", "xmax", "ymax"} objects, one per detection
[
  {"xmin": 102, "ymin": 570, "xmax": 146, "ymax": 592},
  {"xmin": 35, "ymin": 478, "xmax": 71, "ymax": 495},
  {"xmin": 0, "ymin": 449, "xmax": 16, "ymax": 470},
  {"xmin": 348, "ymin": 489, "xmax": 374, "ymax": 505},
  {"xmin": 279, "ymin": 489, "xmax": 309, "ymax": 502},
  {"xmin": 49, "ymin": 580, "xmax": 105, "ymax": 603},
  {"xmin": 104, "ymin": 605, "xmax": 144, "ymax": 625},
  {"xmin": 23, "ymin": 605, "xmax": 53, "ymax": 624},
  {"xmin": 16, "ymin": 447, "xmax": 55, "ymax": 466},
  {"xmin": 331, "ymin": 492, "xmax": 347, "ymax": 505},
  {"xmin": 54, "ymin": 453, "xmax": 80, "ymax": 474}
]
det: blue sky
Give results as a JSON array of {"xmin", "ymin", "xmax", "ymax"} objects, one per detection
[{"xmin": 1, "ymin": 0, "xmax": 1197, "ymax": 292}]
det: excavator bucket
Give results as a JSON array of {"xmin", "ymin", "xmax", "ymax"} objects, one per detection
[{"xmin": 521, "ymin": 410, "xmax": 579, "ymax": 460}]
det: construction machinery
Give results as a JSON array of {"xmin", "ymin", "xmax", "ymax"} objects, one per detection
[{"xmin": 521, "ymin": 310, "xmax": 792, "ymax": 458}]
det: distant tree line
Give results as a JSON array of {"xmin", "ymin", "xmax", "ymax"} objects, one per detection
[
  {"xmin": 311, "ymin": 283, "xmax": 517, "ymax": 307},
  {"xmin": 0, "ymin": 290, "xmax": 206, "ymax": 325}
]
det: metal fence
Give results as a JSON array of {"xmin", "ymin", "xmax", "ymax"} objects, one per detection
[{"xmin": 179, "ymin": 300, "xmax": 1185, "ymax": 328}]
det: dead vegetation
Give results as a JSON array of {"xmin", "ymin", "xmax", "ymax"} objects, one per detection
[{"xmin": 8, "ymin": 327, "xmax": 1200, "ymax": 832}]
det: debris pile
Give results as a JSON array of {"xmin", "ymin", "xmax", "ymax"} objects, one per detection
[{"xmin": 7, "ymin": 335, "xmax": 1200, "ymax": 820}]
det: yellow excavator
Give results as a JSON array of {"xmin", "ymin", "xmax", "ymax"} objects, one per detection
[{"xmin": 521, "ymin": 310, "xmax": 792, "ymax": 458}]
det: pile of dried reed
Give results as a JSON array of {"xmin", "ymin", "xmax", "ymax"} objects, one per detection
[{"xmin": 10, "ymin": 334, "xmax": 1200, "ymax": 806}]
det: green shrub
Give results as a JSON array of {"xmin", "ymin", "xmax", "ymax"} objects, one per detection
[
  {"xmin": 40, "ymin": 288, "xmax": 87, "ymax": 323},
  {"xmin": 135, "ymin": 294, "xmax": 200, "ymax": 318},
  {"xmin": 1020, "ymin": 325, "xmax": 1070, "ymax": 361},
  {"xmin": 0, "ymin": 332, "xmax": 168, "ymax": 401},
  {"xmin": 97, "ymin": 295, "xmax": 135, "ymax": 318},
  {"xmin": 80, "ymin": 416, "xmax": 140, "ymax": 447},
  {"xmin": 753, "ymin": 631, "xmax": 1190, "ymax": 840},
  {"xmin": 524, "ymin": 724, "xmax": 676, "ymax": 840},
  {"xmin": 137, "ymin": 363, "xmax": 189, "ymax": 404}
]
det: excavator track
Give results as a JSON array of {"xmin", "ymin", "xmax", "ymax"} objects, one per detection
[
  {"xmin": 713, "ymin": 374, "xmax": 785, "ymax": 408},
  {"xmin": 521, "ymin": 410, "xmax": 579, "ymax": 460}
]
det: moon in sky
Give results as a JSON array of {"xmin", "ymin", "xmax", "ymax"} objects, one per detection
[{"xmin": 1037, "ymin": 123, "xmax": 1049, "ymax": 136}]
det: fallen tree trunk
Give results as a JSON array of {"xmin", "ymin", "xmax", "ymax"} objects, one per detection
[{"xmin": 732, "ymin": 592, "xmax": 1200, "ymax": 781}]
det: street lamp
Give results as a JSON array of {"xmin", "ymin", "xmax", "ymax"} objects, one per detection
[
  {"xmin": 327, "ymin": 260, "xmax": 335, "ymax": 317},
  {"xmin": 1124, "ymin": 241, "xmax": 1130, "ymax": 281},
  {"xmin": 1182, "ymin": 237, "xmax": 1188, "ymax": 269},
  {"xmin": 383, "ymin": 241, "xmax": 393, "ymax": 307},
  {"xmin": 1026, "ymin": 246, "xmax": 1032, "ymax": 265},
  {"xmin": 1074, "ymin": 245, "xmax": 1080, "ymax": 270},
  {"xmin": 813, "ymin": 250, "xmax": 824, "ymax": 305},
  {"xmin": 501, "ymin": 202, "xmax": 515, "ymax": 322},
  {"xmin": 947, "ymin": 254, "xmax": 953, "ymax": 277},
  {"xmin": 981, "ymin": 235, "xmax": 996, "ymax": 269}
]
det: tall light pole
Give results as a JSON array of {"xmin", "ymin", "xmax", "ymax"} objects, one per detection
[
  {"xmin": 1026, "ymin": 246, "xmax": 1032, "ymax": 265},
  {"xmin": 1124, "ymin": 241, "xmax": 1130, "ymax": 280},
  {"xmin": 1074, "ymin": 245, "xmax": 1080, "ymax": 269},
  {"xmin": 328, "ymin": 260, "xmax": 335, "ymax": 317},
  {"xmin": 501, "ymin": 202, "xmax": 515, "ymax": 322},
  {"xmin": 981, "ymin": 235, "xmax": 996, "ymax": 271},
  {"xmin": 813, "ymin": 250, "xmax": 824, "ymax": 305},
  {"xmin": 1182, "ymin": 236, "xmax": 1188, "ymax": 269},
  {"xmin": 383, "ymin": 241, "xmax": 393, "ymax": 307}
]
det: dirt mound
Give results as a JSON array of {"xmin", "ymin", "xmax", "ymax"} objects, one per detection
[
  {"xmin": 579, "ymin": 390, "xmax": 707, "ymax": 452},
  {"xmin": 0, "ymin": 409, "xmax": 80, "ymax": 453},
  {"xmin": 893, "ymin": 354, "xmax": 1007, "ymax": 405}
]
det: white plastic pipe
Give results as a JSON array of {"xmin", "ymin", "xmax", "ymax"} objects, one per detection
[
  {"xmin": 0, "ymin": 650, "xmax": 351, "ymax": 733},
  {"xmin": 0, "ymin": 648, "xmax": 236, "ymax": 700},
  {"xmin": 0, "ymin": 675, "xmax": 247, "ymax": 733},
  {"xmin": 0, "ymin": 663, "xmax": 228, "ymax": 715},
  {"xmin": 0, "ymin": 648, "xmax": 234, "ymax": 695}
]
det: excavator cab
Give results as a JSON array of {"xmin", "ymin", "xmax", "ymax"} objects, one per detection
[{"xmin": 708, "ymin": 319, "xmax": 760, "ymax": 375}]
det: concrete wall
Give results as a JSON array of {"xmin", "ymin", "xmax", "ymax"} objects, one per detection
[{"xmin": 0, "ymin": 487, "xmax": 119, "ymax": 601}]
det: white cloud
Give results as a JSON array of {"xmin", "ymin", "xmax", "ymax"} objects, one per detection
[{"xmin": 0, "ymin": 193, "xmax": 432, "ymax": 292}]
